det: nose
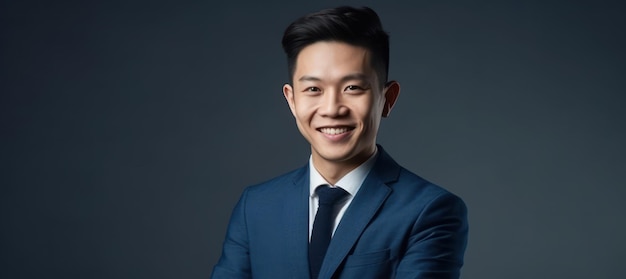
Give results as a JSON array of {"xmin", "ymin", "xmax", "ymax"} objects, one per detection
[{"xmin": 318, "ymin": 89, "xmax": 347, "ymax": 117}]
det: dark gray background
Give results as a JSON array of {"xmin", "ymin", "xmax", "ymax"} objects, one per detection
[{"xmin": 1, "ymin": 0, "xmax": 624, "ymax": 278}]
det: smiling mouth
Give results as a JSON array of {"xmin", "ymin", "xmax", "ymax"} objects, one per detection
[{"xmin": 318, "ymin": 127, "xmax": 354, "ymax": 135}]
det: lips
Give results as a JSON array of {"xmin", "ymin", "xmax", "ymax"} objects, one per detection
[
  {"xmin": 318, "ymin": 127, "xmax": 347, "ymax": 135},
  {"xmin": 317, "ymin": 126, "xmax": 355, "ymax": 135}
]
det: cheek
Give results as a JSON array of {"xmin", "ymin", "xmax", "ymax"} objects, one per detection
[
  {"xmin": 356, "ymin": 98, "xmax": 381, "ymax": 123},
  {"xmin": 294, "ymin": 103, "xmax": 315, "ymax": 123}
]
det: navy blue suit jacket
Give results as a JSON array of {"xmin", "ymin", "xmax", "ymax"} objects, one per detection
[{"xmin": 211, "ymin": 146, "xmax": 468, "ymax": 278}]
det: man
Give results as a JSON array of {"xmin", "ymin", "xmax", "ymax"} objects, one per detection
[{"xmin": 211, "ymin": 6, "xmax": 468, "ymax": 279}]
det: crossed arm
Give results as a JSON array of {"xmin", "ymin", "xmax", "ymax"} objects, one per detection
[{"xmin": 211, "ymin": 189, "xmax": 468, "ymax": 279}]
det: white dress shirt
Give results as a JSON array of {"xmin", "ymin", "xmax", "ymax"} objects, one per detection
[{"xmin": 308, "ymin": 148, "xmax": 378, "ymax": 241}]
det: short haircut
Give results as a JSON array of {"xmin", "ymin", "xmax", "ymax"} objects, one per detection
[{"xmin": 281, "ymin": 6, "xmax": 390, "ymax": 88}]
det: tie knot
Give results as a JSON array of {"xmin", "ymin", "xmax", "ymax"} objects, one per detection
[{"xmin": 316, "ymin": 185, "xmax": 349, "ymax": 205}]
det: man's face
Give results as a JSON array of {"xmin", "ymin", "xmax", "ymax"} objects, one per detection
[{"xmin": 283, "ymin": 41, "xmax": 399, "ymax": 170}]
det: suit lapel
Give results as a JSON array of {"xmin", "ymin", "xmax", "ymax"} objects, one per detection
[
  {"xmin": 318, "ymin": 146, "xmax": 401, "ymax": 278},
  {"xmin": 283, "ymin": 165, "xmax": 312, "ymax": 278}
]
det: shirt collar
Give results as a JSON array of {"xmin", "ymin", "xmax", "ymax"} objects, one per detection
[{"xmin": 309, "ymin": 147, "xmax": 378, "ymax": 198}]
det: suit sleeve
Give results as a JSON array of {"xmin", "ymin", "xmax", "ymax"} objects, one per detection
[
  {"xmin": 210, "ymin": 189, "xmax": 252, "ymax": 279},
  {"xmin": 395, "ymin": 191, "xmax": 469, "ymax": 279}
]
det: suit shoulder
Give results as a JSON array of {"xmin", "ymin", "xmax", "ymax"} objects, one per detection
[
  {"xmin": 374, "ymin": 146, "xmax": 463, "ymax": 202},
  {"xmin": 393, "ymin": 166, "xmax": 465, "ymax": 205},
  {"xmin": 244, "ymin": 165, "xmax": 307, "ymax": 194}
]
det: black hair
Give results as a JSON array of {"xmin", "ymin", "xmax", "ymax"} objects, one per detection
[{"xmin": 281, "ymin": 6, "xmax": 390, "ymax": 88}]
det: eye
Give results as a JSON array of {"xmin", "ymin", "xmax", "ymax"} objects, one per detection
[
  {"xmin": 344, "ymin": 85, "xmax": 367, "ymax": 93},
  {"xmin": 304, "ymin": 86, "xmax": 321, "ymax": 92}
]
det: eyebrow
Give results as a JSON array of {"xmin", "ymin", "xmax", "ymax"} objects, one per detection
[{"xmin": 298, "ymin": 73, "xmax": 371, "ymax": 84}]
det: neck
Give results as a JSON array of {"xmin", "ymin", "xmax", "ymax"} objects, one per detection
[{"xmin": 311, "ymin": 147, "xmax": 376, "ymax": 185}]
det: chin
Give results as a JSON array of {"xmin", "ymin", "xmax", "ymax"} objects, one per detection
[{"xmin": 315, "ymin": 144, "xmax": 360, "ymax": 162}]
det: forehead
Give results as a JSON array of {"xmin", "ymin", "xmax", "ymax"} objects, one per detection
[{"xmin": 294, "ymin": 41, "xmax": 377, "ymax": 83}]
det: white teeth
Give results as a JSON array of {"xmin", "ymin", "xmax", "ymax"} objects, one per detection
[{"xmin": 320, "ymin": 127, "xmax": 349, "ymax": 135}]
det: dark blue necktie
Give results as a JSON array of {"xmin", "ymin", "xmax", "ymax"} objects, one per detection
[{"xmin": 309, "ymin": 185, "xmax": 349, "ymax": 279}]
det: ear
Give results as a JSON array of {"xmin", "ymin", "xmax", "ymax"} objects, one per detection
[
  {"xmin": 283, "ymin": 83, "xmax": 297, "ymax": 117},
  {"xmin": 382, "ymin": 81, "xmax": 400, "ymax": 117}
]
